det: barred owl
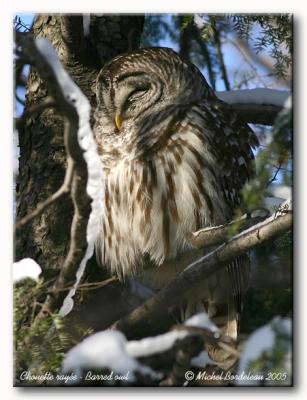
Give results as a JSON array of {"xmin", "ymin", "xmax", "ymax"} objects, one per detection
[{"xmin": 94, "ymin": 48, "xmax": 258, "ymax": 369}]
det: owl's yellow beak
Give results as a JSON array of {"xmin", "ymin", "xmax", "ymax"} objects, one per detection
[{"xmin": 115, "ymin": 113, "xmax": 122, "ymax": 131}]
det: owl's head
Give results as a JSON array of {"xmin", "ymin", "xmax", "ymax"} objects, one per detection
[{"xmin": 94, "ymin": 47, "xmax": 210, "ymax": 135}]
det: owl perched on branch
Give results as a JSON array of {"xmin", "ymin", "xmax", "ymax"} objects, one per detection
[{"xmin": 94, "ymin": 47, "xmax": 258, "ymax": 369}]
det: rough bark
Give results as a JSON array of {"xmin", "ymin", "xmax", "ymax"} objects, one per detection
[{"xmin": 15, "ymin": 14, "xmax": 144, "ymax": 270}]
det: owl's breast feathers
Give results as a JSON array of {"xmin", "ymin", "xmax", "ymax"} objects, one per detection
[{"xmin": 95, "ymin": 101, "xmax": 257, "ymax": 279}]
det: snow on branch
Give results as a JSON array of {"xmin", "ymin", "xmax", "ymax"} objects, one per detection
[
  {"xmin": 13, "ymin": 258, "xmax": 42, "ymax": 282},
  {"xmin": 217, "ymin": 88, "xmax": 290, "ymax": 107},
  {"xmin": 216, "ymin": 88, "xmax": 291, "ymax": 125},
  {"xmin": 187, "ymin": 212, "xmax": 269, "ymax": 249},
  {"xmin": 112, "ymin": 209, "xmax": 292, "ymax": 338},
  {"xmin": 188, "ymin": 196, "xmax": 291, "ymax": 250},
  {"xmin": 62, "ymin": 330, "xmax": 158, "ymax": 384},
  {"xmin": 62, "ymin": 312, "xmax": 237, "ymax": 385},
  {"xmin": 16, "ymin": 35, "xmax": 104, "ymax": 324}
]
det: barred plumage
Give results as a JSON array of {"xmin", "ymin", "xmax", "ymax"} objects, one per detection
[{"xmin": 94, "ymin": 47, "xmax": 258, "ymax": 369}]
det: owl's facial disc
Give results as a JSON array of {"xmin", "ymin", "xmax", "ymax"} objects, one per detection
[{"xmin": 112, "ymin": 73, "xmax": 161, "ymax": 130}]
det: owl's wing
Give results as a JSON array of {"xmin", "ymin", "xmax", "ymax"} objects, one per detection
[
  {"xmin": 196, "ymin": 99, "xmax": 258, "ymax": 208},
  {"xmin": 203, "ymin": 98, "xmax": 257, "ymax": 324},
  {"xmin": 182, "ymin": 100, "xmax": 258, "ymax": 368}
]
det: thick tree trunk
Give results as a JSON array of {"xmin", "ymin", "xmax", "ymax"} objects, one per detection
[{"xmin": 15, "ymin": 15, "xmax": 144, "ymax": 271}]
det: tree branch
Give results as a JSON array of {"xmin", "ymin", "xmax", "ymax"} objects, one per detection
[
  {"xmin": 226, "ymin": 37, "xmax": 270, "ymax": 88},
  {"xmin": 187, "ymin": 213, "xmax": 268, "ymax": 249},
  {"xmin": 16, "ymin": 34, "xmax": 96, "ymax": 327},
  {"xmin": 223, "ymin": 103, "xmax": 282, "ymax": 125},
  {"xmin": 112, "ymin": 211, "xmax": 292, "ymax": 338},
  {"xmin": 216, "ymin": 88, "xmax": 290, "ymax": 125}
]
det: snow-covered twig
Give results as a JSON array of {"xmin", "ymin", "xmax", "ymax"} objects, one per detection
[
  {"xmin": 62, "ymin": 330, "xmax": 158, "ymax": 384},
  {"xmin": 16, "ymin": 35, "xmax": 104, "ymax": 325},
  {"xmin": 112, "ymin": 210, "xmax": 292, "ymax": 338},
  {"xmin": 62, "ymin": 312, "xmax": 237, "ymax": 386},
  {"xmin": 189, "ymin": 194, "xmax": 291, "ymax": 250}
]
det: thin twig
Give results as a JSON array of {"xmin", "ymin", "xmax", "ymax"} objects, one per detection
[
  {"xmin": 48, "ymin": 276, "xmax": 118, "ymax": 293},
  {"xmin": 227, "ymin": 37, "xmax": 269, "ymax": 88},
  {"xmin": 15, "ymin": 157, "xmax": 74, "ymax": 230},
  {"xmin": 266, "ymin": 163, "xmax": 282, "ymax": 188},
  {"xmin": 231, "ymin": 37, "xmax": 290, "ymax": 86}
]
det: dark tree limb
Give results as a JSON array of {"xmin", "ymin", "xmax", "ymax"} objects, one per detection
[
  {"xmin": 112, "ymin": 211, "xmax": 292, "ymax": 339},
  {"xmin": 193, "ymin": 34, "xmax": 216, "ymax": 90},
  {"xmin": 223, "ymin": 102, "xmax": 282, "ymax": 125},
  {"xmin": 178, "ymin": 15, "xmax": 193, "ymax": 62},
  {"xmin": 213, "ymin": 28, "xmax": 230, "ymax": 91},
  {"xmin": 215, "ymin": 88, "xmax": 290, "ymax": 125}
]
